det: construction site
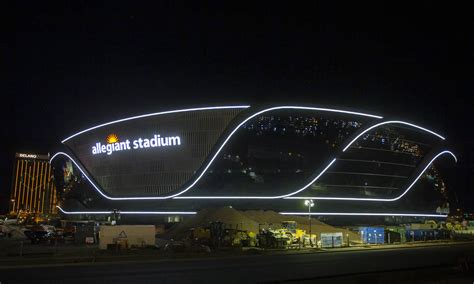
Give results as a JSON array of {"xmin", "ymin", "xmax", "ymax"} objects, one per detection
[
  {"xmin": 3, "ymin": 205, "xmax": 471, "ymax": 256},
  {"xmin": 159, "ymin": 207, "xmax": 359, "ymax": 250}
]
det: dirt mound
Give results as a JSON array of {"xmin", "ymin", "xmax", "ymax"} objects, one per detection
[
  {"xmin": 164, "ymin": 207, "xmax": 259, "ymax": 239},
  {"xmin": 163, "ymin": 207, "xmax": 360, "ymax": 242}
]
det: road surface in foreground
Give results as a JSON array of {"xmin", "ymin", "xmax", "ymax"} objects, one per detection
[{"xmin": 1, "ymin": 243, "xmax": 474, "ymax": 283}]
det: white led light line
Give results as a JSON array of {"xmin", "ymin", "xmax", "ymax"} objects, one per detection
[
  {"xmin": 55, "ymin": 106, "xmax": 381, "ymax": 200},
  {"xmin": 342, "ymin": 120, "xmax": 445, "ymax": 152},
  {"xmin": 56, "ymin": 206, "xmax": 196, "ymax": 215},
  {"xmin": 51, "ymin": 148, "xmax": 455, "ymax": 202},
  {"xmin": 174, "ymin": 158, "xmax": 337, "ymax": 199},
  {"xmin": 171, "ymin": 119, "xmax": 446, "ymax": 200},
  {"xmin": 50, "ymin": 151, "xmax": 335, "ymax": 200},
  {"xmin": 285, "ymin": 150, "xmax": 457, "ymax": 202},
  {"xmin": 279, "ymin": 212, "xmax": 448, "ymax": 218},
  {"xmin": 51, "ymin": 152, "xmax": 123, "ymax": 200},
  {"xmin": 165, "ymin": 106, "xmax": 379, "ymax": 199},
  {"xmin": 63, "ymin": 105, "xmax": 383, "ymax": 143},
  {"xmin": 61, "ymin": 106, "xmax": 251, "ymax": 143}
]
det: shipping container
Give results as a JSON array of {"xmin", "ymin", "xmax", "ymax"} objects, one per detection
[
  {"xmin": 385, "ymin": 226, "xmax": 406, "ymax": 243},
  {"xmin": 320, "ymin": 232, "xmax": 343, "ymax": 248},
  {"xmin": 359, "ymin": 227, "xmax": 384, "ymax": 244},
  {"xmin": 405, "ymin": 229, "xmax": 439, "ymax": 241}
]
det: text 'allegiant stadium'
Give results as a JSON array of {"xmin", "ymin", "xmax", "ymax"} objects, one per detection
[{"xmin": 92, "ymin": 135, "xmax": 181, "ymax": 155}]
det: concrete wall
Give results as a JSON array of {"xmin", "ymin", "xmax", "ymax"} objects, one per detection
[{"xmin": 99, "ymin": 225, "xmax": 155, "ymax": 250}]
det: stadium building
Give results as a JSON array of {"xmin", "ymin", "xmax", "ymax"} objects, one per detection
[{"xmin": 50, "ymin": 105, "xmax": 457, "ymax": 222}]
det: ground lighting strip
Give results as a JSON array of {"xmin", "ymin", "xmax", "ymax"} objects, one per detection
[
  {"xmin": 279, "ymin": 212, "xmax": 448, "ymax": 218},
  {"xmin": 56, "ymin": 206, "xmax": 196, "ymax": 215},
  {"xmin": 56, "ymin": 206, "xmax": 446, "ymax": 218},
  {"xmin": 53, "ymin": 105, "xmax": 450, "ymax": 201}
]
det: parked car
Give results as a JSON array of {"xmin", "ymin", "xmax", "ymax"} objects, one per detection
[{"xmin": 23, "ymin": 225, "xmax": 60, "ymax": 244}]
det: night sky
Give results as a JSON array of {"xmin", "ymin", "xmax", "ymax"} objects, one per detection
[{"xmin": 2, "ymin": 2, "xmax": 473, "ymax": 213}]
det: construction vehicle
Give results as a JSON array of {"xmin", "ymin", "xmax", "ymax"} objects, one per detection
[
  {"xmin": 281, "ymin": 221, "xmax": 317, "ymax": 247},
  {"xmin": 190, "ymin": 227, "xmax": 211, "ymax": 244},
  {"xmin": 446, "ymin": 222, "xmax": 463, "ymax": 231},
  {"xmin": 425, "ymin": 220, "xmax": 438, "ymax": 229},
  {"xmin": 190, "ymin": 221, "xmax": 256, "ymax": 248},
  {"xmin": 257, "ymin": 228, "xmax": 292, "ymax": 248},
  {"xmin": 256, "ymin": 221, "xmax": 317, "ymax": 248}
]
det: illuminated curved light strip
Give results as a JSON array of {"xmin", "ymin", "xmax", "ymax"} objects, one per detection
[
  {"xmin": 56, "ymin": 206, "xmax": 196, "ymax": 215},
  {"xmin": 51, "ymin": 148, "xmax": 454, "ymax": 202},
  {"xmin": 173, "ymin": 119, "xmax": 444, "ymax": 200},
  {"xmin": 55, "ymin": 106, "xmax": 381, "ymax": 200},
  {"xmin": 174, "ymin": 158, "xmax": 337, "ymax": 199},
  {"xmin": 342, "ymin": 120, "xmax": 445, "ymax": 152},
  {"xmin": 50, "ymin": 151, "xmax": 335, "ymax": 200},
  {"xmin": 285, "ymin": 150, "xmax": 457, "ymax": 202},
  {"xmin": 152, "ymin": 104, "xmax": 380, "ymax": 199},
  {"xmin": 51, "ymin": 152, "xmax": 121, "ymax": 200},
  {"xmin": 120, "ymin": 211, "xmax": 196, "ymax": 215},
  {"xmin": 61, "ymin": 105, "xmax": 251, "ymax": 143},
  {"xmin": 279, "ymin": 212, "xmax": 447, "ymax": 218},
  {"xmin": 51, "ymin": 150, "xmax": 455, "ymax": 202}
]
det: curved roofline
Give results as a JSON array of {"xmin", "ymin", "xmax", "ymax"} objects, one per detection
[
  {"xmin": 341, "ymin": 120, "xmax": 445, "ymax": 152},
  {"xmin": 54, "ymin": 106, "xmax": 383, "ymax": 200},
  {"xmin": 53, "ymin": 106, "xmax": 451, "ymax": 201},
  {"xmin": 61, "ymin": 105, "xmax": 384, "ymax": 143},
  {"xmin": 61, "ymin": 105, "xmax": 251, "ymax": 143}
]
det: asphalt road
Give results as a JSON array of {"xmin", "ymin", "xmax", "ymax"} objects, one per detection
[{"xmin": 1, "ymin": 243, "xmax": 474, "ymax": 283}]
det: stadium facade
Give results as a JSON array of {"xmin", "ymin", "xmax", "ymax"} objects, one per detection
[{"xmin": 50, "ymin": 105, "xmax": 457, "ymax": 221}]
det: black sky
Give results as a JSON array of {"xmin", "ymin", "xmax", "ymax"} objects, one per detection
[{"xmin": 2, "ymin": 2, "xmax": 473, "ymax": 212}]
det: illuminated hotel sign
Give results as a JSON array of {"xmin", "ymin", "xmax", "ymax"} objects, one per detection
[
  {"xmin": 15, "ymin": 153, "xmax": 50, "ymax": 160},
  {"xmin": 18, "ymin": 153, "xmax": 37, "ymax": 159},
  {"xmin": 92, "ymin": 134, "xmax": 182, "ymax": 155}
]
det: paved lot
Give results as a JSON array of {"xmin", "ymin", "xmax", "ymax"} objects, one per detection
[{"xmin": 1, "ymin": 241, "xmax": 474, "ymax": 283}]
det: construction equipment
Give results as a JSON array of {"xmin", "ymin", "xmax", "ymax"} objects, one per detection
[
  {"xmin": 257, "ymin": 221, "xmax": 316, "ymax": 248},
  {"xmin": 193, "ymin": 221, "xmax": 256, "ymax": 248},
  {"xmin": 190, "ymin": 227, "xmax": 211, "ymax": 244},
  {"xmin": 282, "ymin": 221, "xmax": 307, "ymax": 245},
  {"xmin": 446, "ymin": 222, "xmax": 463, "ymax": 231},
  {"xmin": 281, "ymin": 221, "xmax": 317, "ymax": 247},
  {"xmin": 257, "ymin": 228, "xmax": 291, "ymax": 248}
]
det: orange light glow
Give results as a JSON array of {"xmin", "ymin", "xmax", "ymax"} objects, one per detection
[{"xmin": 106, "ymin": 134, "xmax": 119, "ymax": 144}]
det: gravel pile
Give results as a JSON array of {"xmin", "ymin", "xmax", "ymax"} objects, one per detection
[{"xmin": 163, "ymin": 207, "xmax": 360, "ymax": 242}]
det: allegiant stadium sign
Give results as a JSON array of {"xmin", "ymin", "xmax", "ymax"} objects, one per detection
[{"xmin": 92, "ymin": 134, "xmax": 181, "ymax": 155}]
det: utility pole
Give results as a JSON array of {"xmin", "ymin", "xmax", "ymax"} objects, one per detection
[{"xmin": 305, "ymin": 199, "xmax": 314, "ymax": 247}]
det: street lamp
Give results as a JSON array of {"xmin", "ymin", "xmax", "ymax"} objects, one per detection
[
  {"xmin": 10, "ymin": 199, "xmax": 15, "ymax": 214},
  {"xmin": 305, "ymin": 199, "xmax": 314, "ymax": 247}
]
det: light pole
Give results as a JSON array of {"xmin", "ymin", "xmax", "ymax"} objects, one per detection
[
  {"xmin": 305, "ymin": 199, "xmax": 314, "ymax": 247},
  {"xmin": 10, "ymin": 199, "xmax": 15, "ymax": 214}
]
